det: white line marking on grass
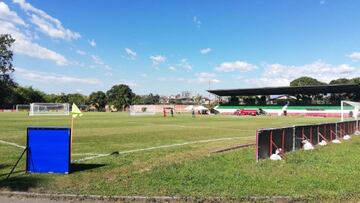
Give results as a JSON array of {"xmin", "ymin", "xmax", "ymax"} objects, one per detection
[
  {"xmin": 0, "ymin": 139, "xmax": 26, "ymax": 149},
  {"xmin": 74, "ymin": 136, "xmax": 255, "ymax": 163},
  {"xmin": 72, "ymin": 153, "xmax": 107, "ymax": 156}
]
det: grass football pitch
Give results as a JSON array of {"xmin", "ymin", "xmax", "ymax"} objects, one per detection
[{"xmin": 2, "ymin": 112, "xmax": 360, "ymax": 201}]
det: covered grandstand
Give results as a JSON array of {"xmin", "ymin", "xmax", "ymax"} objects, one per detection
[{"xmin": 208, "ymin": 84, "xmax": 360, "ymax": 117}]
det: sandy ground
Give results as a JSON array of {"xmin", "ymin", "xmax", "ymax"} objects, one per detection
[
  {"xmin": 0, "ymin": 196, "xmax": 73, "ymax": 203},
  {"xmin": 0, "ymin": 196, "xmax": 114, "ymax": 203}
]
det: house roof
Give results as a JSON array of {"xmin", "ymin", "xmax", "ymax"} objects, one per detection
[{"xmin": 208, "ymin": 84, "xmax": 360, "ymax": 96}]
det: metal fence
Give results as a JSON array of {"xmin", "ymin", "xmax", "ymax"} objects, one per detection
[{"xmin": 256, "ymin": 120, "xmax": 359, "ymax": 160}]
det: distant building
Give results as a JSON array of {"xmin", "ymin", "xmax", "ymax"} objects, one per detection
[{"xmin": 181, "ymin": 91, "xmax": 191, "ymax": 98}]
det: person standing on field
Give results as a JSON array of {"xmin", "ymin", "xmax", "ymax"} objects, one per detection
[
  {"xmin": 170, "ymin": 108, "xmax": 174, "ymax": 117},
  {"xmin": 192, "ymin": 108, "xmax": 195, "ymax": 118}
]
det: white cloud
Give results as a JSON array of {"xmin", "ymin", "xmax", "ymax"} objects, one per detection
[
  {"xmin": 200, "ymin": 48, "xmax": 212, "ymax": 54},
  {"xmin": 16, "ymin": 68, "xmax": 101, "ymax": 85},
  {"xmin": 104, "ymin": 65, "xmax": 112, "ymax": 71},
  {"xmin": 105, "ymin": 72, "xmax": 113, "ymax": 77},
  {"xmin": 90, "ymin": 55, "xmax": 112, "ymax": 71},
  {"xmin": 76, "ymin": 50, "xmax": 86, "ymax": 56},
  {"xmin": 13, "ymin": 0, "xmax": 81, "ymax": 40},
  {"xmin": 0, "ymin": 20, "xmax": 68, "ymax": 65},
  {"xmin": 91, "ymin": 55, "xmax": 104, "ymax": 65},
  {"xmin": 157, "ymin": 72, "xmax": 220, "ymax": 84},
  {"xmin": 89, "ymin": 39, "xmax": 96, "ymax": 47},
  {"xmin": 244, "ymin": 60, "xmax": 359, "ymax": 87},
  {"xmin": 157, "ymin": 77, "xmax": 166, "ymax": 81},
  {"xmin": 215, "ymin": 60, "xmax": 256, "ymax": 72},
  {"xmin": 125, "ymin": 48, "xmax": 137, "ymax": 60},
  {"xmin": 116, "ymin": 80, "xmax": 139, "ymax": 87},
  {"xmin": 29, "ymin": 14, "xmax": 80, "ymax": 40},
  {"xmin": 141, "ymin": 73, "xmax": 148, "ymax": 77},
  {"xmin": 0, "ymin": 2, "xmax": 26, "ymax": 26},
  {"xmin": 178, "ymin": 58, "xmax": 192, "ymax": 71},
  {"xmin": 348, "ymin": 52, "xmax": 360, "ymax": 61},
  {"xmin": 124, "ymin": 81, "xmax": 139, "ymax": 87},
  {"xmin": 150, "ymin": 55, "xmax": 166, "ymax": 66},
  {"xmin": 168, "ymin": 66, "xmax": 176, "ymax": 71},
  {"xmin": 196, "ymin": 72, "xmax": 220, "ymax": 84},
  {"xmin": 193, "ymin": 16, "xmax": 201, "ymax": 28}
]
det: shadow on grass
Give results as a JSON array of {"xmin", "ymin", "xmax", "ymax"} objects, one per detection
[
  {"xmin": 70, "ymin": 163, "xmax": 105, "ymax": 173},
  {"xmin": 0, "ymin": 170, "xmax": 25, "ymax": 178},
  {"xmin": 0, "ymin": 164, "xmax": 12, "ymax": 170},
  {"xmin": 0, "ymin": 176, "xmax": 46, "ymax": 191}
]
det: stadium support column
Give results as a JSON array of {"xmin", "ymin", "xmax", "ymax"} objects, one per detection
[
  {"xmin": 292, "ymin": 126, "xmax": 295, "ymax": 151},
  {"xmin": 356, "ymin": 107, "xmax": 359, "ymax": 132},
  {"xmin": 335, "ymin": 122, "xmax": 338, "ymax": 140},
  {"xmin": 341, "ymin": 101, "xmax": 344, "ymax": 122}
]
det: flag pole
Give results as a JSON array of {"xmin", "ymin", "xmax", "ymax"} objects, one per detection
[
  {"xmin": 70, "ymin": 103, "xmax": 82, "ymax": 162},
  {"xmin": 71, "ymin": 115, "xmax": 74, "ymax": 160}
]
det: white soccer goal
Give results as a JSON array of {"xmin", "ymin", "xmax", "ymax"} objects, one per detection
[
  {"xmin": 29, "ymin": 103, "xmax": 70, "ymax": 116},
  {"xmin": 129, "ymin": 105, "xmax": 156, "ymax": 116},
  {"xmin": 341, "ymin": 100, "xmax": 360, "ymax": 121},
  {"xmin": 16, "ymin": 104, "xmax": 30, "ymax": 112}
]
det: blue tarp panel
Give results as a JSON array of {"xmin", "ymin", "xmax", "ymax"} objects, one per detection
[{"xmin": 26, "ymin": 127, "xmax": 71, "ymax": 174}]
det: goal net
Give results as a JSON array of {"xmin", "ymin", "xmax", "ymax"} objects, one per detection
[
  {"xmin": 29, "ymin": 103, "xmax": 70, "ymax": 116},
  {"xmin": 16, "ymin": 104, "xmax": 30, "ymax": 112},
  {"xmin": 341, "ymin": 100, "xmax": 360, "ymax": 121},
  {"xmin": 129, "ymin": 105, "xmax": 156, "ymax": 116}
]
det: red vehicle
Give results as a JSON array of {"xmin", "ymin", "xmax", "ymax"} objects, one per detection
[{"xmin": 234, "ymin": 109, "xmax": 258, "ymax": 116}]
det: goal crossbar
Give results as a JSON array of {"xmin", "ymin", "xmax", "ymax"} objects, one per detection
[
  {"xmin": 29, "ymin": 103, "xmax": 70, "ymax": 116},
  {"xmin": 341, "ymin": 100, "xmax": 360, "ymax": 121}
]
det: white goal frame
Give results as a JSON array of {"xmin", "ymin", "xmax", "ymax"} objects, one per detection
[
  {"xmin": 16, "ymin": 104, "xmax": 30, "ymax": 112},
  {"xmin": 341, "ymin": 101, "xmax": 360, "ymax": 121},
  {"xmin": 129, "ymin": 105, "xmax": 156, "ymax": 116},
  {"xmin": 29, "ymin": 103, "xmax": 70, "ymax": 116},
  {"xmin": 341, "ymin": 100, "xmax": 360, "ymax": 132}
]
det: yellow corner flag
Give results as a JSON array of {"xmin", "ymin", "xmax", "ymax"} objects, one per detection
[{"xmin": 71, "ymin": 103, "xmax": 83, "ymax": 118}]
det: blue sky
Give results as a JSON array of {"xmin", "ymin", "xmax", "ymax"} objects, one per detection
[{"xmin": 1, "ymin": 0, "xmax": 360, "ymax": 96}]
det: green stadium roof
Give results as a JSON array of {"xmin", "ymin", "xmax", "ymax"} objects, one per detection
[{"xmin": 208, "ymin": 84, "xmax": 360, "ymax": 96}]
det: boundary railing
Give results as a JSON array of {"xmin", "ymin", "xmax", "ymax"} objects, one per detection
[{"xmin": 256, "ymin": 120, "xmax": 359, "ymax": 160}]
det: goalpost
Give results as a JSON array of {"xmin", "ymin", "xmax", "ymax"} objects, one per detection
[
  {"xmin": 16, "ymin": 104, "xmax": 30, "ymax": 112},
  {"xmin": 341, "ymin": 101, "xmax": 360, "ymax": 121},
  {"xmin": 29, "ymin": 103, "xmax": 70, "ymax": 116},
  {"xmin": 129, "ymin": 105, "xmax": 156, "ymax": 116},
  {"xmin": 341, "ymin": 101, "xmax": 360, "ymax": 132}
]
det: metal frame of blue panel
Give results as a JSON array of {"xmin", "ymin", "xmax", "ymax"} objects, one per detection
[{"xmin": 26, "ymin": 127, "xmax": 71, "ymax": 174}]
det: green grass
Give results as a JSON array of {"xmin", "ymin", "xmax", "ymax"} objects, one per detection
[{"xmin": 1, "ymin": 112, "xmax": 359, "ymax": 201}]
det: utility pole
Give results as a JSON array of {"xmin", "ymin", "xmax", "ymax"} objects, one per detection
[{"xmin": 208, "ymin": 80, "xmax": 211, "ymax": 106}]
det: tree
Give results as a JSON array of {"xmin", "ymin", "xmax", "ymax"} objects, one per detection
[
  {"xmin": 290, "ymin": 77, "xmax": 326, "ymax": 105},
  {"xmin": 67, "ymin": 93, "xmax": 87, "ymax": 105},
  {"xmin": 106, "ymin": 84, "xmax": 134, "ymax": 111},
  {"xmin": 242, "ymin": 96, "xmax": 256, "ymax": 105},
  {"xmin": 0, "ymin": 34, "xmax": 16, "ymax": 108},
  {"xmin": 229, "ymin": 96, "xmax": 240, "ymax": 105},
  {"xmin": 132, "ymin": 95, "xmax": 144, "ymax": 105},
  {"xmin": 0, "ymin": 34, "xmax": 15, "ymax": 78},
  {"xmin": 256, "ymin": 96, "xmax": 267, "ymax": 105},
  {"xmin": 349, "ymin": 77, "xmax": 360, "ymax": 101},
  {"xmin": 13, "ymin": 86, "xmax": 46, "ymax": 104},
  {"xmin": 89, "ymin": 91, "xmax": 107, "ymax": 111},
  {"xmin": 290, "ymin": 76, "xmax": 326, "ymax": 87},
  {"xmin": 329, "ymin": 78, "xmax": 350, "ymax": 85},
  {"xmin": 45, "ymin": 93, "xmax": 69, "ymax": 103},
  {"xmin": 329, "ymin": 78, "xmax": 351, "ymax": 104},
  {"xmin": 143, "ymin": 93, "xmax": 160, "ymax": 104}
]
